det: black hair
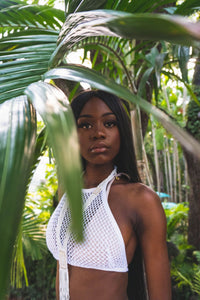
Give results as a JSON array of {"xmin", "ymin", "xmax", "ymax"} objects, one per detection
[{"xmin": 71, "ymin": 89, "xmax": 147, "ymax": 300}]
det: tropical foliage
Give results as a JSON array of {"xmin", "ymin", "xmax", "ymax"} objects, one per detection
[
  {"xmin": 9, "ymin": 162, "xmax": 58, "ymax": 298},
  {"xmin": 1, "ymin": 0, "xmax": 200, "ymax": 298},
  {"xmin": 164, "ymin": 203, "xmax": 200, "ymax": 299}
]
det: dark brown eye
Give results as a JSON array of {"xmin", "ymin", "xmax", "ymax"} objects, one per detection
[
  {"xmin": 77, "ymin": 122, "xmax": 92, "ymax": 129},
  {"xmin": 105, "ymin": 120, "xmax": 117, "ymax": 128}
]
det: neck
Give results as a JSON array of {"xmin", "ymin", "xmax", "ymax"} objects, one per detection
[{"xmin": 83, "ymin": 164, "xmax": 114, "ymax": 188}]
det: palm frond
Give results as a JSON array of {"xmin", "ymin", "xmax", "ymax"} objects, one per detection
[
  {"xmin": 0, "ymin": 1, "xmax": 64, "ymax": 34},
  {"xmin": 193, "ymin": 269, "xmax": 200, "ymax": 295},
  {"xmin": 0, "ymin": 96, "xmax": 36, "ymax": 297},
  {"xmin": 0, "ymin": 33, "xmax": 57, "ymax": 101},
  {"xmin": 11, "ymin": 206, "xmax": 47, "ymax": 288},
  {"xmin": 175, "ymin": 0, "xmax": 200, "ymax": 16},
  {"xmin": 11, "ymin": 221, "xmax": 28, "ymax": 289},
  {"xmin": 44, "ymin": 65, "xmax": 200, "ymax": 159},
  {"xmin": 22, "ymin": 207, "xmax": 47, "ymax": 259},
  {"xmin": 64, "ymin": 35, "xmax": 137, "ymax": 91},
  {"xmin": 101, "ymin": 0, "xmax": 175, "ymax": 13},
  {"xmin": 0, "ymin": 2, "xmax": 64, "ymax": 102},
  {"xmin": 25, "ymin": 82, "xmax": 83, "ymax": 240},
  {"xmin": 51, "ymin": 9, "xmax": 200, "ymax": 69}
]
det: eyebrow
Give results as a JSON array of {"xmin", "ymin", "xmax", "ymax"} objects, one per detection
[{"xmin": 78, "ymin": 112, "xmax": 116, "ymax": 119}]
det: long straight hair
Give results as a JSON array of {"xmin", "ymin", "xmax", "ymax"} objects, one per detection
[{"xmin": 71, "ymin": 90, "xmax": 147, "ymax": 300}]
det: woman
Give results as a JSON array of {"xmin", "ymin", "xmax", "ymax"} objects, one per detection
[{"xmin": 46, "ymin": 90, "xmax": 171, "ymax": 300}]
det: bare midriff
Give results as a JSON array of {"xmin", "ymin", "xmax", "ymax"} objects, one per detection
[{"xmin": 68, "ymin": 265, "xmax": 128, "ymax": 300}]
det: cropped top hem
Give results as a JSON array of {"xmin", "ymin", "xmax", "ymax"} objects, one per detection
[
  {"xmin": 67, "ymin": 262, "xmax": 128, "ymax": 273},
  {"xmin": 49, "ymin": 240, "xmax": 128, "ymax": 273}
]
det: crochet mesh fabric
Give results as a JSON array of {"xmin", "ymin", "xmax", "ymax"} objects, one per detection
[{"xmin": 46, "ymin": 170, "xmax": 128, "ymax": 272}]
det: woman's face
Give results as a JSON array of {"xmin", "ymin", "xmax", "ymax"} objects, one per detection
[{"xmin": 77, "ymin": 97, "xmax": 120, "ymax": 167}]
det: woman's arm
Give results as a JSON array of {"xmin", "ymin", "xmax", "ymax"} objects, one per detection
[{"xmin": 137, "ymin": 188, "xmax": 172, "ymax": 300}]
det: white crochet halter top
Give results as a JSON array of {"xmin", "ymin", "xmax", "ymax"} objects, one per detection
[{"xmin": 46, "ymin": 168, "xmax": 128, "ymax": 299}]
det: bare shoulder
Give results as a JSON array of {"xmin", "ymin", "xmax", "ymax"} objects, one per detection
[
  {"xmin": 129, "ymin": 182, "xmax": 161, "ymax": 207},
  {"xmin": 115, "ymin": 181, "xmax": 161, "ymax": 208},
  {"xmin": 113, "ymin": 181, "xmax": 166, "ymax": 228},
  {"xmin": 129, "ymin": 183, "xmax": 166, "ymax": 233}
]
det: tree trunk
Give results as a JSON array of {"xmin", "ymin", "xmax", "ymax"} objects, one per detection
[
  {"xmin": 184, "ymin": 54, "xmax": 200, "ymax": 250},
  {"xmin": 151, "ymin": 117, "xmax": 160, "ymax": 192},
  {"xmin": 184, "ymin": 150, "xmax": 200, "ymax": 249}
]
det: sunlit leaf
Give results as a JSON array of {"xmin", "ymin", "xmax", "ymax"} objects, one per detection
[
  {"xmin": 51, "ymin": 10, "xmax": 200, "ymax": 67},
  {"xmin": 0, "ymin": 96, "xmax": 36, "ymax": 298},
  {"xmin": 25, "ymin": 82, "xmax": 83, "ymax": 240},
  {"xmin": 44, "ymin": 65, "xmax": 200, "ymax": 159},
  {"xmin": 0, "ymin": 1, "xmax": 63, "ymax": 102},
  {"xmin": 0, "ymin": 1, "xmax": 65, "ymax": 32}
]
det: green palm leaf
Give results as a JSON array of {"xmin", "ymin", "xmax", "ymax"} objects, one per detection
[
  {"xmin": 44, "ymin": 65, "xmax": 200, "ymax": 159},
  {"xmin": 22, "ymin": 208, "xmax": 47, "ymax": 259},
  {"xmin": 0, "ymin": 1, "xmax": 64, "ymax": 32},
  {"xmin": 0, "ymin": 1, "xmax": 64, "ymax": 102},
  {"xmin": 0, "ymin": 96, "xmax": 36, "ymax": 298},
  {"xmin": 11, "ymin": 220, "xmax": 28, "ymax": 289},
  {"xmin": 0, "ymin": 34, "xmax": 57, "ymax": 101},
  {"xmin": 65, "ymin": 0, "xmax": 176, "ymax": 14},
  {"xmin": 175, "ymin": 0, "xmax": 200, "ymax": 16},
  {"xmin": 51, "ymin": 10, "xmax": 200, "ymax": 67},
  {"xmin": 69, "ymin": 36, "xmax": 137, "ymax": 91},
  {"xmin": 25, "ymin": 82, "xmax": 83, "ymax": 240},
  {"xmin": 11, "ymin": 206, "xmax": 48, "ymax": 288},
  {"xmin": 107, "ymin": 0, "xmax": 175, "ymax": 13}
]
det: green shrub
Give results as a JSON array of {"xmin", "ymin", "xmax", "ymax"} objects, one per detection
[{"xmin": 164, "ymin": 203, "xmax": 200, "ymax": 299}]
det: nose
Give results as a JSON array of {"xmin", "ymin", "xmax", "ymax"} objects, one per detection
[{"xmin": 91, "ymin": 123, "xmax": 105, "ymax": 140}]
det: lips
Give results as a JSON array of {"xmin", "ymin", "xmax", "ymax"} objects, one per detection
[{"xmin": 90, "ymin": 143, "xmax": 109, "ymax": 153}]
